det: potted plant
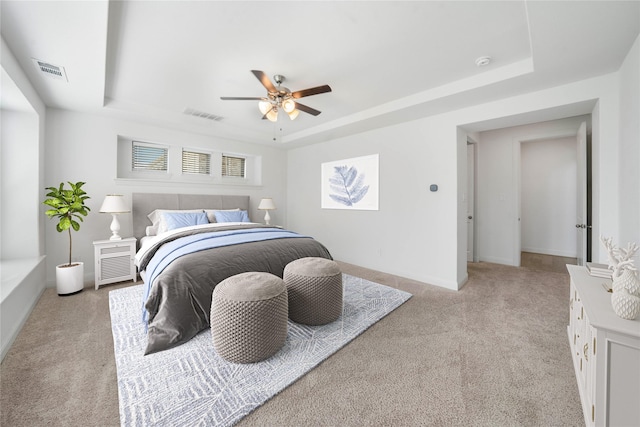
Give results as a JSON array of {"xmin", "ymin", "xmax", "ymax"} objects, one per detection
[{"xmin": 43, "ymin": 181, "xmax": 91, "ymax": 295}]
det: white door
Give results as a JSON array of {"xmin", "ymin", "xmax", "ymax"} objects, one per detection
[
  {"xmin": 576, "ymin": 121, "xmax": 587, "ymax": 266},
  {"xmin": 467, "ymin": 143, "xmax": 475, "ymax": 262}
]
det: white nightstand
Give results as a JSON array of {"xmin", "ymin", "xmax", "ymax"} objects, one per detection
[{"xmin": 93, "ymin": 237, "xmax": 137, "ymax": 290}]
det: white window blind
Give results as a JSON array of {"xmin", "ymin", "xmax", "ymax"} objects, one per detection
[
  {"xmin": 222, "ymin": 155, "xmax": 246, "ymax": 178},
  {"xmin": 182, "ymin": 149, "xmax": 211, "ymax": 175},
  {"xmin": 132, "ymin": 142, "xmax": 168, "ymax": 172}
]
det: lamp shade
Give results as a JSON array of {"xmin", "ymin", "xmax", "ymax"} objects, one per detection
[
  {"xmin": 287, "ymin": 109, "xmax": 300, "ymax": 120},
  {"xmin": 258, "ymin": 198, "xmax": 276, "ymax": 210},
  {"xmin": 266, "ymin": 108, "xmax": 278, "ymax": 122},
  {"xmin": 258, "ymin": 101, "xmax": 271, "ymax": 115},
  {"xmin": 99, "ymin": 195, "xmax": 130, "ymax": 213},
  {"xmin": 282, "ymin": 98, "xmax": 296, "ymax": 113}
]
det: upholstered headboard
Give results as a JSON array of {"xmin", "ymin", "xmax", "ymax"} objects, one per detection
[{"xmin": 132, "ymin": 193, "xmax": 250, "ymax": 245}]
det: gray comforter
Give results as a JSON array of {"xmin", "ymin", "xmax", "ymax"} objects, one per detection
[{"xmin": 140, "ymin": 224, "xmax": 332, "ymax": 354}]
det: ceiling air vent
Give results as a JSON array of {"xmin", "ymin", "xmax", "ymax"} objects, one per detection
[
  {"xmin": 183, "ymin": 108, "xmax": 224, "ymax": 122},
  {"xmin": 32, "ymin": 58, "xmax": 68, "ymax": 82}
]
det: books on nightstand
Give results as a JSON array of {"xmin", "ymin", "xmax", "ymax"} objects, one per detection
[{"xmin": 586, "ymin": 262, "xmax": 613, "ymax": 279}]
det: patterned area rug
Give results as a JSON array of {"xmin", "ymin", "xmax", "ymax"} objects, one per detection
[{"xmin": 109, "ymin": 274, "xmax": 411, "ymax": 426}]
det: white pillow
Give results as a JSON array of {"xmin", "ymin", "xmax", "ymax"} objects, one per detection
[
  {"xmin": 204, "ymin": 208, "xmax": 240, "ymax": 223},
  {"xmin": 145, "ymin": 225, "xmax": 158, "ymax": 236},
  {"xmin": 147, "ymin": 209, "xmax": 204, "ymax": 234}
]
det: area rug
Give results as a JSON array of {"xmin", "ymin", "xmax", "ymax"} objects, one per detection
[{"xmin": 109, "ymin": 274, "xmax": 411, "ymax": 426}]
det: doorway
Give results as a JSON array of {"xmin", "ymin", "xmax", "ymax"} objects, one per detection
[
  {"xmin": 468, "ymin": 114, "xmax": 593, "ymax": 270},
  {"xmin": 514, "ymin": 121, "xmax": 591, "ymax": 267}
]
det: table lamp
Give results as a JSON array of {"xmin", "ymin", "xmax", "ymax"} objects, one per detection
[
  {"xmin": 99, "ymin": 194, "xmax": 130, "ymax": 240},
  {"xmin": 258, "ymin": 198, "xmax": 276, "ymax": 225}
]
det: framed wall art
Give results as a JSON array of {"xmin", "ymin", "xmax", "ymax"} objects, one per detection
[{"xmin": 321, "ymin": 154, "xmax": 379, "ymax": 210}]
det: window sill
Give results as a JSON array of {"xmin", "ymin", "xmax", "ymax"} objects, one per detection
[{"xmin": 113, "ymin": 177, "xmax": 263, "ymax": 188}]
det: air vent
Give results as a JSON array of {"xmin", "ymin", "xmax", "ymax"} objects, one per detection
[
  {"xmin": 32, "ymin": 58, "xmax": 68, "ymax": 82},
  {"xmin": 183, "ymin": 108, "xmax": 224, "ymax": 122}
]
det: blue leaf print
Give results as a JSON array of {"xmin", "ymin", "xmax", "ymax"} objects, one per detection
[{"xmin": 329, "ymin": 165, "xmax": 369, "ymax": 206}]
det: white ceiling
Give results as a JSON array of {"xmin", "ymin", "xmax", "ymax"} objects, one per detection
[{"xmin": 1, "ymin": 1, "xmax": 638, "ymax": 146}]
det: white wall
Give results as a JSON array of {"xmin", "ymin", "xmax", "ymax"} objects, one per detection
[
  {"xmin": 0, "ymin": 35, "xmax": 47, "ymax": 361},
  {"xmin": 1, "ymin": 36, "xmax": 46, "ymax": 258},
  {"xmin": 618, "ymin": 34, "xmax": 640, "ymax": 263},
  {"xmin": 44, "ymin": 109, "xmax": 288, "ymax": 286},
  {"xmin": 520, "ymin": 136, "xmax": 577, "ymax": 257},
  {"xmin": 287, "ymin": 116, "xmax": 461, "ymax": 290},
  {"xmin": 1, "ymin": 110, "xmax": 39, "ymax": 259}
]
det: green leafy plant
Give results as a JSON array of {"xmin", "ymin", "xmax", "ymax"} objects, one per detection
[{"xmin": 43, "ymin": 181, "xmax": 91, "ymax": 267}]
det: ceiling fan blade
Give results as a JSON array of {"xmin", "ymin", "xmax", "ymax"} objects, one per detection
[
  {"xmin": 295, "ymin": 102, "xmax": 321, "ymax": 116},
  {"xmin": 220, "ymin": 96, "xmax": 265, "ymax": 101},
  {"xmin": 251, "ymin": 70, "xmax": 277, "ymax": 93},
  {"xmin": 291, "ymin": 85, "xmax": 332, "ymax": 99}
]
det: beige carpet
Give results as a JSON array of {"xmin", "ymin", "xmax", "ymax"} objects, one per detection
[
  {"xmin": 1, "ymin": 261, "xmax": 583, "ymax": 426},
  {"xmin": 521, "ymin": 251, "xmax": 577, "ymax": 274}
]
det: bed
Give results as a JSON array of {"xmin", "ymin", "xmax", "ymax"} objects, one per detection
[{"xmin": 132, "ymin": 193, "xmax": 333, "ymax": 355}]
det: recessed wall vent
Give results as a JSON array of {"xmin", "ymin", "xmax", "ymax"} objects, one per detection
[
  {"xmin": 183, "ymin": 108, "xmax": 224, "ymax": 122},
  {"xmin": 31, "ymin": 58, "xmax": 68, "ymax": 82}
]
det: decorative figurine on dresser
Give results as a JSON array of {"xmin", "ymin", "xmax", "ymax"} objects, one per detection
[
  {"xmin": 566, "ymin": 237, "xmax": 640, "ymax": 427},
  {"xmin": 601, "ymin": 236, "xmax": 640, "ymax": 320}
]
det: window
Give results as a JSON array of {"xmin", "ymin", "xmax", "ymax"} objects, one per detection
[
  {"xmin": 222, "ymin": 155, "xmax": 246, "ymax": 178},
  {"xmin": 132, "ymin": 141, "xmax": 168, "ymax": 172},
  {"xmin": 182, "ymin": 149, "xmax": 211, "ymax": 175},
  {"xmin": 118, "ymin": 136, "xmax": 260, "ymax": 184}
]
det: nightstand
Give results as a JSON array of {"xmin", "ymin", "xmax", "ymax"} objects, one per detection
[{"xmin": 93, "ymin": 237, "xmax": 137, "ymax": 290}]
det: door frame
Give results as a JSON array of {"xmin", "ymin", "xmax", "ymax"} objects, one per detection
[
  {"xmin": 467, "ymin": 138, "xmax": 478, "ymax": 262},
  {"xmin": 512, "ymin": 128, "xmax": 586, "ymax": 266}
]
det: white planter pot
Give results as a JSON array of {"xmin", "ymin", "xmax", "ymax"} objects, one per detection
[{"xmin": 56, "ymin": 262, "xmax": 84, "ymax": 296}]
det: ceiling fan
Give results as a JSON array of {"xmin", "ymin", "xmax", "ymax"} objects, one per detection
[{"xmin": 220, "ymin": 70, "xmax": 332, "ymax": 122}]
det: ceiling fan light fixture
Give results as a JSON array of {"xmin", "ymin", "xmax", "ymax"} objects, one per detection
[
  {"xmin": 282, "ymin": 98, "xmax": 296, "ymax": 113},
  {"xmin": 258, "ymin": 100, "xmax": 271, "ymax": 115},
  {"xmin": 287, "ymin": 109, "xmax": 300, "ymax": 120},
  {"xmin": 266, "ymin": 108, "xmax": 278, "ymax": 122},
  {"xmin": 222, "ymin": 70, "xmax": 331, "ymax": 121}
]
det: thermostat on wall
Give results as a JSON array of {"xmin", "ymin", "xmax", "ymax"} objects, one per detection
[{"xmin": 430, "ymin": 184, "xmax": 438, "ymax": 192}]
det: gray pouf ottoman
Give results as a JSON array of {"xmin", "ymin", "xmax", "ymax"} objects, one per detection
[
  {"xmin": 284, "ymin": 257, "xmax": 343, "ymax": 326},
  {"xmin": 211, "ymin": 272, "xmax": 288, "ymax": 364}
]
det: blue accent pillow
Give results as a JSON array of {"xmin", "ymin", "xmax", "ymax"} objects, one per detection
[
  {"xmin": 162, "ymin": 212, "xmax": 209, "ymax": 231},
  {"xmin": 213, "ymin": 210, "xmax": 250, "ymax": 223}
]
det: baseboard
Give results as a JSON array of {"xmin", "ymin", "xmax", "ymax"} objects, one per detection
[
  {"xmin": 521, "ymin": 247, "xmax": 577, "ymax": 258},
  {"xmin": 478, "ymin": 255, "xmax": 517, "ymax": 266},
  {"xmin": 340, "ymin": 260, "xmax": 461, "ymax": 292}
]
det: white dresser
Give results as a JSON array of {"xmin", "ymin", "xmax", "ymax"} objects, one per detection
[{"xmin": 567, "ymin": 264, "xmax": 640, "ymax": 426}]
